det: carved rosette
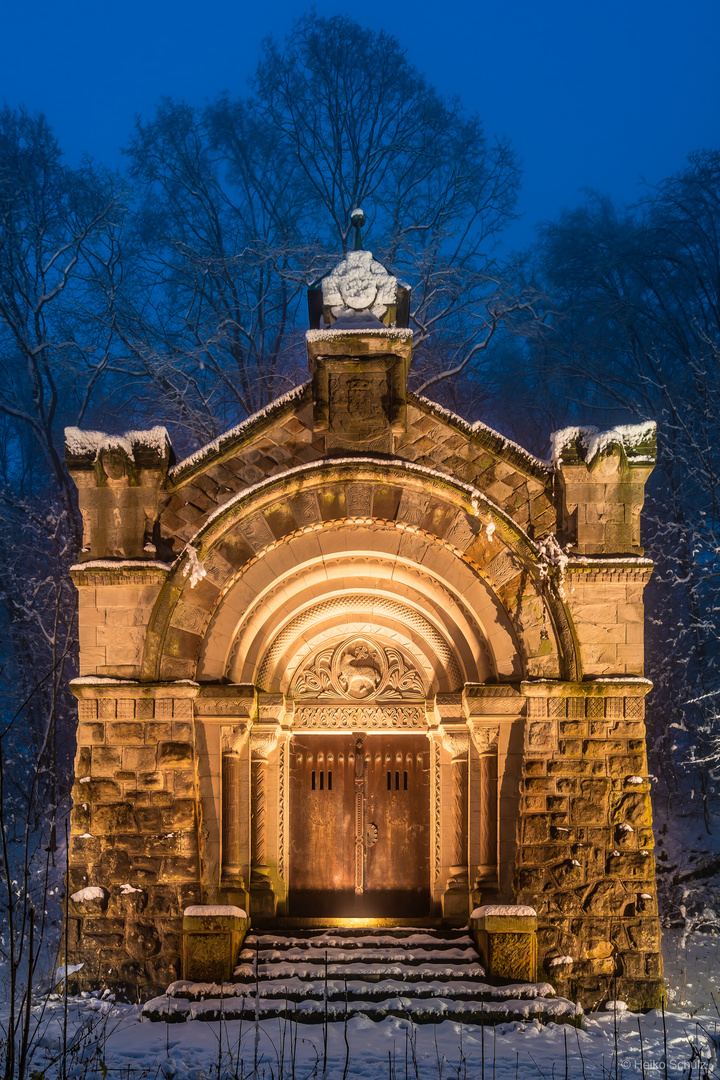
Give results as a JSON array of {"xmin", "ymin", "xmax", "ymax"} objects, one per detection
[{"xmin": 292, "ymin": 636, "xmax": 425, "ymax": 700}]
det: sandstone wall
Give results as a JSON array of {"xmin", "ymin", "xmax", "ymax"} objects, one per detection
[
  {"xmin": 516, "ymin": 682, "xmax": 662, "ymax": 1009},
  {"xmin": 67, "ymin": 687, "xmax": 201, "ymax": 997}
]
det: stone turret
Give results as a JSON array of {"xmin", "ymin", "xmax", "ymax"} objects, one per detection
[{"xmin": 306, "ymin": 212, "xmax": 413, "ymax": 453}]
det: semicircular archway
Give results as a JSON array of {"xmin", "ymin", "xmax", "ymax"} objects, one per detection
[{"xmin": 141, "ymin": 458, "xmax": 581, "ymax": 685}]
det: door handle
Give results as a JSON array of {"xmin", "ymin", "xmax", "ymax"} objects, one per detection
[{"xmin": 366, "ymin": 822, "xmax": 379, "ymax": 848}]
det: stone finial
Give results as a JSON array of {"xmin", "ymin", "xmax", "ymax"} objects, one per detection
[
  {"xmin": 550, "ymin": 422, "xmax": 656, "ymax": 555},
  {"xmin": 308, "ymin": 247, "xmax": 410, "ymax": 330},
  {"xmin": 65, "ymin": 427, "xmax": 174, "ymax": 560}
]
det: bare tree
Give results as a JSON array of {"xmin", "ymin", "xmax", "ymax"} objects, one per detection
[
  {"xmin": 526, "ymin": 152, "xmax": 720, "ymax": 805},
  {"xmin": 120, "ymin": 13, "xmax": 530, "ymax": 438}
]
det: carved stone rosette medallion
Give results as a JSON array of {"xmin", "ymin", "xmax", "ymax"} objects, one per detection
[{"xmin": 292, "ymin": 636, "xmax": 425, "ymax": 701}]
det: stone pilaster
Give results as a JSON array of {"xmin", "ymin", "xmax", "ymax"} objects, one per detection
[
  {"xmin": 249, "ymin": 714, "xmax": 281, "ymax": 919},
  {"xmin": 440, "ymin": 725, "xmax": 470, "ymax": 920}
]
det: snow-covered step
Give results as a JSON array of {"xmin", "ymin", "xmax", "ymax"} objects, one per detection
[
  {"xmin": 239, "ymin": 946, "xmax": 479, "ymax": 964},
  {"xmin": 142, "ymin": 992, "xmax": 580, "ymax": 1025},
  {"xmin": 141, "ymin": 924, "xmax": 580, "ymax": 1027},
  {"xmin": 165, "ymin": 976, "xmax": 562, "ymax": 1003},
  {"xmin": 248, "ymin": 933, "xmax": 472, "ymax": 950},
  {"xmin": 233, "ymin": 961, "xmax": 488, "ymax": 982}
]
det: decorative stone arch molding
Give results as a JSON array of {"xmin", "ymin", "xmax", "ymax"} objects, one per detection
[{"xmin": 140, "ymin": 459, "xmax": 582, "ymax": 686}]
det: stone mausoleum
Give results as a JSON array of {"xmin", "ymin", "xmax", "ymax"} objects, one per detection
[{"xmin": 64, "ymin": 241, "xmax": 663, "ymax": 1008}]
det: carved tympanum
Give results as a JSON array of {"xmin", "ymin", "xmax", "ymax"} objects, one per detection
[{"xmin": 292, "ymin": 636, "xmax": 425, "ymax": 701}]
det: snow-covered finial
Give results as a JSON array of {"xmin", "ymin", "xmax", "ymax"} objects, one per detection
[{"xmin": 350, "ymin": 207, "xmax": 366, "ymax": 251}]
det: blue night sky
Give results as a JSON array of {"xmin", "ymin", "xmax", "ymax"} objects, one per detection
[{"xmin": 3, "ymin": 0, "xmax": 719, "ymax": 249}]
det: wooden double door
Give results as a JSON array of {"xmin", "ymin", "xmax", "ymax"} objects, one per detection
[{"xmin": 289, "ymin": 733, "xmax": 430, "ymax": 917}]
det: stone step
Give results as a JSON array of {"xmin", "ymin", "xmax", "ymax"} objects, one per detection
[
  {"xmin": 233, "ymin": 961, "xmax": 489, "ymax": 982},
  {"xmin": 164, "ymin": 976, "xmax": 561, "ymax": 1003},
  {"xmin": 240, "ymin": 946, "xmax": 479, "ymax": 964},
  {"xmin": 248, "ymin": 931, "xmax": 472, "ymax": 949},
  {"xmin": 144, "ymin": 924, "xmax": 580, "ymax": 1027},
  {"xmin": 142, "ymin": 992, "xmax": 579, "ymax": 1025}
]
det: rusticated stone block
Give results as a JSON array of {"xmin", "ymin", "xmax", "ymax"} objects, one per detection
[
  {"xmin": 546, "ymin": 796, "xmax": 567, "ymax": 812},
  {"xmin": 135, "ymin": 807, "xmax": 163, "ymax": 832},
  {"xmin": 610, "ymin": 793, "xmax": 653, "ymax": 827},
  {"xmin": 527, "ymin": 722, "xmax": 554, "ymax": 750},
  {"xmin": 91, "ymin": 803, "xmax": 136, "ymax": 834},
  {"xmin": 157, "ymin": 742, "xmax": 194, "ymax": 768},
  {"xmin": 138, "ymin": 772, "xmax": 165, "ymax": 789},
  {"xmin": 69, "ymin": 835, "xmax": 101, "ymax": 864},
  {"xmin": 559, "ymin": 720, "xmax": 587, "ymax": 738},
  {"xmin": 162, "ymin": 855, "xmax": 199, "ymax": 880},
  {"xmin": 626, "ymin": 919, "xmax": 661, "ymax": 951},
  {"xmin": 524, "ymin": 777, "xmax": 555, "ymax": 793},
  {"xmin": 113, "ymin": 834, "xmax": 146, "ymax": 856},
  {"xmin": 71, "ymin": 804, "xmax": 91, "ymax": 832},
  {"xmin": 163, "ymin": 800, "xmax": 196, "ymax": 830},
  {"xmin": 545, "ymin": 889, "xmax": 585, "ymax": 916},
  {"xmin": 582, "ymin": 739, "xmax": 625, "ymax": 759},
  {"xmin": 607, "ymin": 851, "xmax": 654, "ymax": 878},
  {"xmin": 123, "ymin": 746, "xmax": 157, "ymax": 772},
  {"xmin": 146, "ymin": 885, "xmax": 180, "ymax": 915},
  {"xmin": 77, "ymin": 723, "xmax": 105, "ymax": 745},
  {"xmin": 517, "ymin": 867, "xmax": 546, "ymax": 892},
  {"xmin": 91, "ymin": 747, "xmax": 122, "ymax": 776},
  {"xmin": 145, "ymin": 722, "xmax": 172, "ymax": 742},
  {"xmin": 125, "ymin": 921, "xmax": 161, "ymax": 960},
  {"xmin": 548, "ymin": 760, "xmax": 592, "ymax": 777},
  {"xmin": 108, "ymin": 722, "xmax": 144, "ymax": 744},
  {"xmin": 96, "ymin": 849, "xmax": 134, "ymax": 883},
  {"xmin": 523, "ymin": 815, "xmax": 550, "ymax": 843},
  {"xmin": 171, "ymin": 771, "xmax": 196, "ymax": 797},
  {"xmin": 583, "ymin": 879, "xmax": 629, "ymax": 914},
  {"xmin": 609, "ymin": 755, "xmax": 645, "ymax": 774}
]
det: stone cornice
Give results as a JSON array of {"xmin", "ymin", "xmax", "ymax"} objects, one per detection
[
  {"xmin": 566, "ymin": 559, "xmax": 653, "ymax": 585},
  {"xmin": 521, "ymin": 678, "xmax": 653, "ymax": 699},
  {"xmin": 70, "ymin": 562, "xmax": 170, "ymax": 586}
]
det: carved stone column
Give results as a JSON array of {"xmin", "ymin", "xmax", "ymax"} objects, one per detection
[
  {"xmin": 250, "ymin": 726, "xmax": 280, "ymax": 918},
  {"xmin": 221, "ymin": 724, "xmax": 248, "ymax": 884},
  {"xmin": 471, "ymin": 724, "xmax": 500, "ymax": 886},
  {"xmin": 441, "ymin": 727, "xmax": 470, "ymax": 919}
]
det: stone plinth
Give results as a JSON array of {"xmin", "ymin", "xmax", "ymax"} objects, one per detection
[
  {"xmin": 470, "ymin": 904, "xmax": 538, "ymax": 983},
  {"xmin": 182, "ymin": 905, "xmax": 250, "ymax": 983}
]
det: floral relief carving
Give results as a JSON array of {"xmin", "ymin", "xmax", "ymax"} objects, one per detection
[
  {"xmin": 470, "ymin": 723, "xmax": 500, "ymax": 754},
  {"xmin": 295, "ymin": 705, "xmax": 424, "ymax": 729},
  {"xmin": 292, "ymin": 636, "xmax": 425, "ymax": 701}
]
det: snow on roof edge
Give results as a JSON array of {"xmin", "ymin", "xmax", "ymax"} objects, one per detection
[
  {"xmin": 71, "ymin": 560, "xmax": 171, "ymax": 572},
  {"xmin": 65, "ymin": 425, "xmax": 170, "ymax": 462},
  {"xmin": 306, "ymin": 326, "xmax": 413, "ymax": 342},
  {"xmin": 411, "ymin": 394, "xmax": 549, "ymax": 476},
  {"xmin": 169, "ymin": 383, "xmax": 309, "ymax": 481},
  {"xmin": 549, "ymin": 422, "xmax": 657, "ymax": 468}
]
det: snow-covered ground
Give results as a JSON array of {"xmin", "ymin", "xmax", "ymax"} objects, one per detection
[{"xmin": 9, "ymin": 985, "xmax": 718, "ymax": 1080}]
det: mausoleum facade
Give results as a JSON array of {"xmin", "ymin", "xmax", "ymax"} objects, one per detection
[{"xmin": 64, "ymin": 246, "xmax": 663, "ymax": 1008}]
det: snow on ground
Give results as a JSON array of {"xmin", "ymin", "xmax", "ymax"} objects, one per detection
[{"xmin": 9, "ymin": 989, "xmax": 720, "ymax": 1080}]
